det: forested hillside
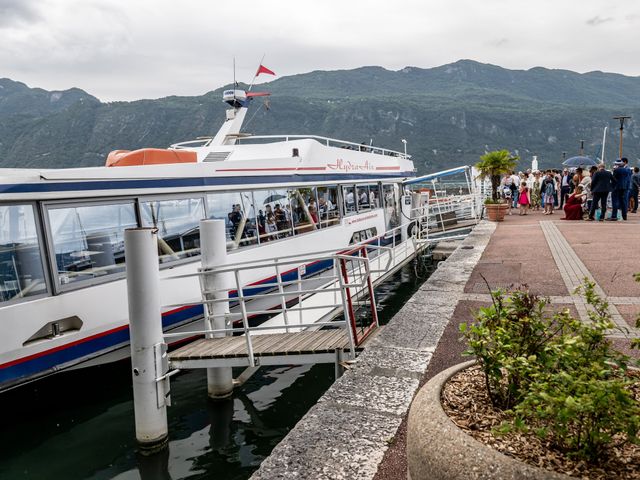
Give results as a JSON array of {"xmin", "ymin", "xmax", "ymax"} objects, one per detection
[{"xmin": 1, "ymin": 60, "xmax": 639, "ymax": 174}]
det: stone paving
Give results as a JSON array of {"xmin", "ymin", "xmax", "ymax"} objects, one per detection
[
  {"xmin": 249, "ymin": 222, "xmax": 496, "ymax": 480},
  {"xmin": 250, "ymin": 211, "xmax": 640, "ymax": 480}
]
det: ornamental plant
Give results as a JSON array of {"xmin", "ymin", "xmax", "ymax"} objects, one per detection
[
  {"xmin": 460, "ymin": 281, "xmax": 640, "ymax": 463},
  {"xmin": 474, "ymin": 150, "xmax": 519, "ymax": 202}
]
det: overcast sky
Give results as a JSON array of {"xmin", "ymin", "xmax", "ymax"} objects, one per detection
[{"xmin": 1, "ymin": 0, "xmax": 639, "ymax": 102}]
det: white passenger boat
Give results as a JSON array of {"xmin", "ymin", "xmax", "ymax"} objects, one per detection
[{"xmin": 0, "ymin": 88, "xmax": 416, "ymax": 391}]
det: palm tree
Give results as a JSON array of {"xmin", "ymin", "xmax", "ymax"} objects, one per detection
[{"xmin": 475, "ymin": 150, "xmax": 519, "ymax": 201}]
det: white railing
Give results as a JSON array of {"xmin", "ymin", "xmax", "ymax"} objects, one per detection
[
  {"xmin": 162, "ymin": 242, "xmax": 393, "ymax": 366},
  {"xmin": 170, "ymin": 134, "xmax": 410, "ymax": 159},
  {"xmin": 412, "ymin": 193, "xmax": 482, "ymax": 241}
]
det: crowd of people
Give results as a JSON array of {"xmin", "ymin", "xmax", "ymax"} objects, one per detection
[{"xmin": 499, "ymin": 157, "xmax": 640, "ymax": 221}]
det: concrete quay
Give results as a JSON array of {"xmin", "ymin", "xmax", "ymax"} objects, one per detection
[{"xmin": 250, "ymin": 212, "xmax": 640, "ymax": 480}]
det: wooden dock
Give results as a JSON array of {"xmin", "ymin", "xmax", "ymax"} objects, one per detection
[{"xmin": 169, "ymin": 329, "xmax": 361, "ymax": 369}]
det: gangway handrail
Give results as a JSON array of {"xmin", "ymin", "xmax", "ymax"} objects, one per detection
[
  {"xmin": 161, "ymin": 244, "xmax": 386, "ymax": 367},
  {"xmin": 163, "ymin": 320, "xmax": 350, "ymax": 339},
  {"xmin": 167, "ymin": 243, "xmax": 394, "ymax": 278}
]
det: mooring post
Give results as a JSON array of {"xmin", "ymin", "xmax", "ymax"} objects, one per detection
[
  {"xmin": 125, "ymin": 228, "xmax": 168, "ymax": 453},
  {"xmin": 200, "ymin": 219, "xmax": 234, "ymax": 399}
]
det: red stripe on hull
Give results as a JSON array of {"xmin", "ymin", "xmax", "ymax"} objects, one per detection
[{"xmin": 215, "ymin": 167, "xmax": 326, "ymax": 172}]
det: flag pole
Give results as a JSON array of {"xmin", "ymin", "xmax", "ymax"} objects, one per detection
[
  {"xmin": 233, "ymin": 57, "xmax": 236, "ymax": 104},
  {"xmin": 247, "ymin": 54, "xmax": 266, "ymax": 92}
]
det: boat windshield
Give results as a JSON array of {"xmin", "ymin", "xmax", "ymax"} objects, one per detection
[{"xmin": 0, "ymin": 204, "xmax": 47, "ymax": 303}]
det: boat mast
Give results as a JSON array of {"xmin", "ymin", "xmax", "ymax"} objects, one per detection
[{"xmin": 210, "ymin": 59, "xmax": 250, "ymax": 146}]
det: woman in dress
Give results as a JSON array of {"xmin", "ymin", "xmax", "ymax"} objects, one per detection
[
  {"xmin": 531, "ymin": 172, "xmax": 542, "ymax": 211},
  {"xmin": 518, "ymin": 181, "xmax": 530, "ymax": 215},
  {"xmin": 541, "ymin": 172, "xmax": 556, "ymax": 215},
  {"xmin": 562, "ymin": 185, "xmax": 586, "ymax": 220}
]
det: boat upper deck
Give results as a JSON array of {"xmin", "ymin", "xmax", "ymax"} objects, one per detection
[{"xmin": 0, "ymin": 136, "xmax": 415, "ymax": 200}]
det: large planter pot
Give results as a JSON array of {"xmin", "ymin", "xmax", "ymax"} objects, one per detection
[
  {"xmin": 484, "ymin": 203, "xmax": 507, "ymax": 222},
  {"xmin": 406, "ymin": 361, "xmax": 573, "ymax": 480}
]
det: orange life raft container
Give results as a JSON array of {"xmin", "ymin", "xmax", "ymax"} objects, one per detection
[{"xmin": 105, "ymin": 148, "xmax": 197, "ymax": 167}]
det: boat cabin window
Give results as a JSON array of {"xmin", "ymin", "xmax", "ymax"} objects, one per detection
[
  {"xmin": 355, "ymin": 184, "xmax": 381, "ymax": 212},
  {"xmin": 140, "ymin": 197, "xmax": 205, "ymax": 264},
  {"xmin": 350, "ymin": 227, "xmax": 378, "ymax": 245},
  {"xmin": 0, "ymin": 204, "xmax": 47, "ymax": 302},
  {"xmin": 290, "ymin": 187, "xmax": 318, "ymax": 235},
  {"xmin": 369, "ymin": 184, "xmax": 380, "ymax": 208},
  {"xmin": 357, "ymin": 185, "xmax": 371, "ymax": 211},
  {"xmin": 316, "ymin": 186, "xmax": 339, "ymax": 228},
  {"xmin": 253, "ymin": 189, "xmax": 293, "ymax": 242},
  {"xmin": 342, "ymin": 185, "xmax": 357, "ymax": 215},
  {"xmin": 206, "ymin": 192, "xmax": 257, "ymax": 250},
  {"xmin": 47, "ymin": 202, "xmax": 137, "ymax": 286}
]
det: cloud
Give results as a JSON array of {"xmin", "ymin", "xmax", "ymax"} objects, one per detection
[
  {"xmin": 490, "ymin": 38, "xmax": 509, "ymax": 47},
  {"xmin": 0, "ymin": 0, "xmax": 42, "ymax": 27},
  {"xmin": 1, "ymin": 1, "xmax": 640, "ymax": 101},
  {"xmin": 586, "ymin": 15, "xmax": 613, "ymax": 26}
]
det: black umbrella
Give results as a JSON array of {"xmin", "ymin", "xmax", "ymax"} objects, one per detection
[{"xmin": 562, "ymin": 156, "xmax": 597, "ymax": 167}]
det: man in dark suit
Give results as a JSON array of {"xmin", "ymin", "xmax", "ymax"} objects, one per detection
[
  {"xmin": 588, "ymin": 164, "xmax": 615, "ymax": 221},
  {"xmin": 559, "ymin": 168, "xmax": 572, "ymax": 209},
  {"xmin": 611, "ymin": 158, "xmax": 632, "ymax": 221}
]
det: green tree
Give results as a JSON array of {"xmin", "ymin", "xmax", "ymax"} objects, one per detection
[{"xmin": 475, "ymin": 150, "xmax": 519, "ymax": 201}]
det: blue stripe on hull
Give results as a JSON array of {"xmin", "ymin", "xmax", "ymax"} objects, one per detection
[
  {"xmin": 0, "ymin": 304, "xmax": 203, "ymax": 389},
  {"xmin": 0, "ymin": 172, "xmax": 412, "ymax": 194}
]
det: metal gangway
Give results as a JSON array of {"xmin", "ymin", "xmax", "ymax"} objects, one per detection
[
  {"xmin": 166, "ymin": 242, "xmax": 387, "ymax": 372},
  {"xmin": 123, "ymin": 184, "xmax": 483, "ymax": 451},
  {"xmin": 402, "ymin": 165, "xmax": 484, "ymax": 244}
]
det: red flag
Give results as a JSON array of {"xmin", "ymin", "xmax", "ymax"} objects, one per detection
[{"xmin": 256, "ymin": 64, "xmax": 275, "ymax": 76}]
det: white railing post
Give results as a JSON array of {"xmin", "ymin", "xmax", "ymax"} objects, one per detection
[
  {"xmin": 125, "ymin": 228, "xmax": 168, "ymax": 453},
  {"xmin": 200, "ymin": 219, "xmax": 234, "ymax": 400}
]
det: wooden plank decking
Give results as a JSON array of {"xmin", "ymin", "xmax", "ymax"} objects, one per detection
[{"xmin": 169, "ymin": 329, "xmax": 351, "ymax": 363}]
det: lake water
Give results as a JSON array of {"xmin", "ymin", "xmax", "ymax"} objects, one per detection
[{"xmin": 0, "ymin": 255, "xmax": 436, "ymax": 480}]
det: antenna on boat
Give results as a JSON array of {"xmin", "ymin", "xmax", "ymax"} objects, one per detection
[{"xmin": 233, "ymin": 57, "xmax": 237, "ymax": 104}]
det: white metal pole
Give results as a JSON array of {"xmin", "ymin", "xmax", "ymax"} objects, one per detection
[
  {"xmin": 200, "ymin": 219, "xmax": 234, "ymax": 399},
  {"xmin": 601, "ymin": 126, "xmax": 608, "ymax": 165},
  {"xmin": 125, "ymin": 227, "xmax": 168, "ymax": 453}
]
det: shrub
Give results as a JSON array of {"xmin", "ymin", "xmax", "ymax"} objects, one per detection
[{"xmin": 460, "ymin": 280, "xmax": 640, "ymax": 463}]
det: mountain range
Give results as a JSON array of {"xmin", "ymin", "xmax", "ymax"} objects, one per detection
[{"xmin": 1, "ymin": 60, "xmax": 639, "ymax": 174}]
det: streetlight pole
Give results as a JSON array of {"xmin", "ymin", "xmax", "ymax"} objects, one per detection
[{"xmin": 613, "ymin": 115, "xmax": 631, "ymax": 159}]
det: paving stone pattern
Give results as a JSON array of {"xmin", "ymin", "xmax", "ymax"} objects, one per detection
[
  {"xmin": 249, "ymin": 222, "xmax": 497, "ymax": 480},
  {"xmin": 540, "ymin": 221, "xmax": 639, "ymax": 338}
]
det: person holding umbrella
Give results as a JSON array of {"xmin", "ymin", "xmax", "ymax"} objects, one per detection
[{"xmin": 562, "ymin": 155, "xmax": 597, "ymax": 209}]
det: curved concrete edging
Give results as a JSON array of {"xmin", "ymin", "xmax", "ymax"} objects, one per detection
[{"xmin": 406, "ymin": 361, "xmax": 574, "ymax": 480}]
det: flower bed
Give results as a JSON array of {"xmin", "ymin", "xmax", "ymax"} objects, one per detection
[
  {"xmin": 407, "ymin": 282, "xmax": 640, "ymax": 479},
  {"xmin": 442, "ymin": 364, "xmax": 640, "ymax": 479}
]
